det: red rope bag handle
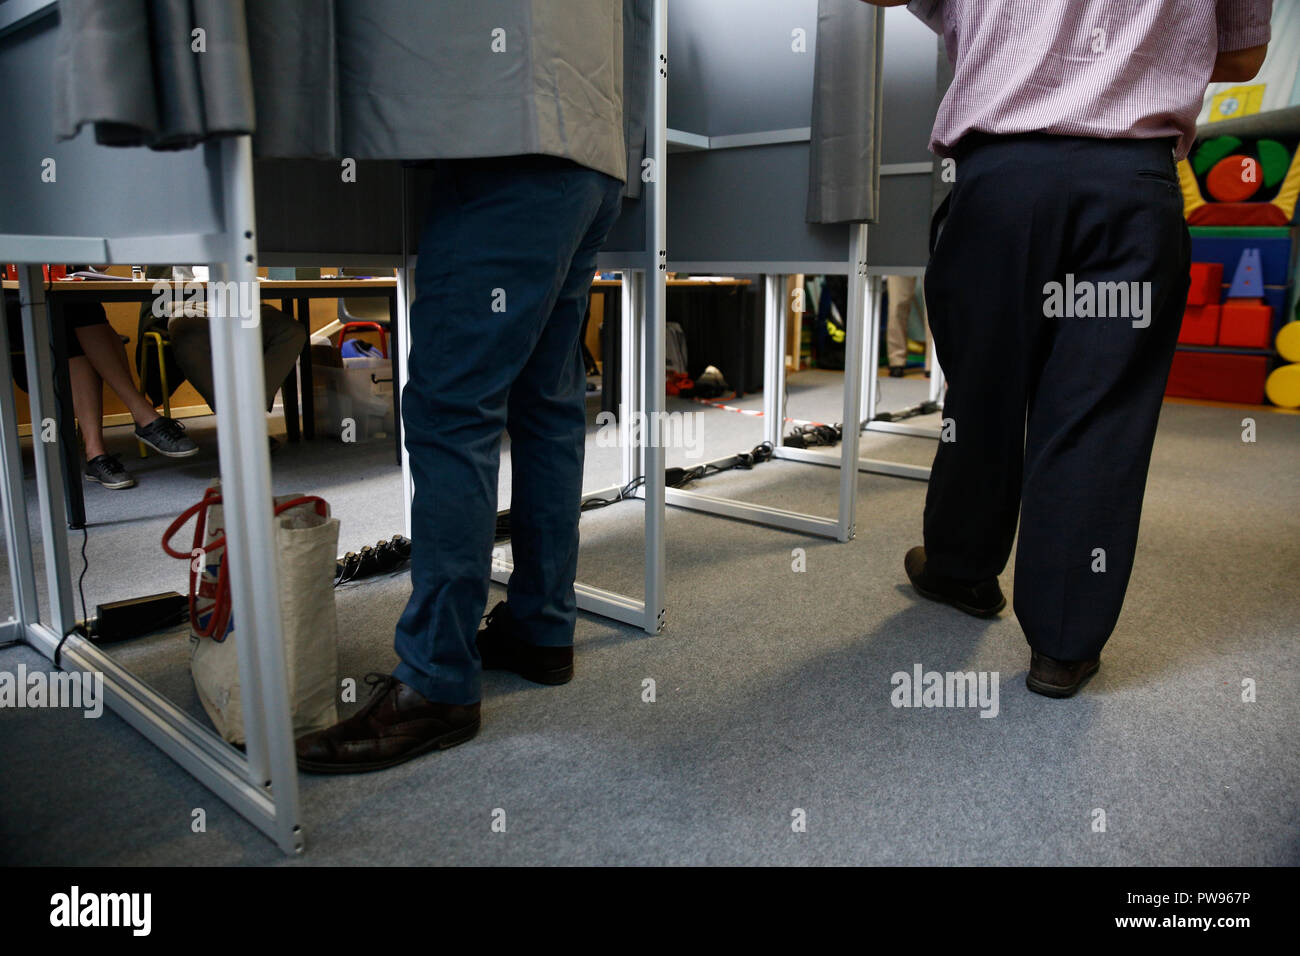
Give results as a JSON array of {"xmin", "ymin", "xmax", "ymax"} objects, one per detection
[{"xmin": 162, "ymin": 491, "xmax": 328, "ymax": 642}]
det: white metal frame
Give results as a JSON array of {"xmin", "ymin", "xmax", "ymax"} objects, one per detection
[
  {"xmin": 0, "ymin": 130, "xmax": 303, "ymax": 856},
  {"xmin": 643, "ymin": 251, "xmax": 869, "ymax": 542},
  {"xmin": 783, "ymin": 270, "xmax": 948, "ymax": 486},
  {"xmin": 624, "ymin": 0, "xmax": 883, "ymax": 544}
]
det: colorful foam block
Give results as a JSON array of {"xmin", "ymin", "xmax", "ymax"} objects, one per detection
[
  {"xmin": 1258, "ymin": 139, "xmax": 1290, "ymax": 188},
  {"xmin": 1178, "ymin": 304, "xmax": 1220, "ymax": 345},
  {"xmin": 1180, "ymin": 135, "xmax": 1300, "ymax": 226},
  {"xmin": 1206, "ymin": 155, "xmax": 1261, "ymax": 203},
  {"xmin": 1265, "ymin": 363, "xmax": 1300, "ymax": 408},
  {"xmin": 1189, "ymin": 228, "xmax": 1297, "ymax": 287},
  {"xmin": 1226, "ymin": 248, "xmax": 1264, "ymax": 297},
  {"xmin": 1276, "ymin": 320, "xmax": 1300, "ymax": 363},
  {"xmin": 1260, "ymin": 285, "xmax": 1290, "ymax": 322},
  {"xmin": 1218, "ymin": 298, "xmax": 1273, "ymax": 348},
  {"xmin": 1186, "ymin": 262, "xmax": 1224, "ymax": 306},
  {"xmin": 1165, "ymin": 351, "xmax": 1268, "ymax": 404}
]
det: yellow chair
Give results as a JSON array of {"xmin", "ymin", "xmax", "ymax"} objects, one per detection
[{"xmin": 136, "ymin": 329, "xmax": 175, "ymax": 458}]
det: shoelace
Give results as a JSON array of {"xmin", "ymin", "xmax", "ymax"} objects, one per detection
[
  {"xmin": 153, "ymin": 417, "xmax": 188, "ymax": 440},
  {"xmin": 356, "ymin": 672, "xmax": 400, "ymax": 717},
  {"xmin": 481, "ymin": 604, "xmax": 510, "ymax": 634},
  {"xmin": 97, "ymin": 453, "xmax": 128, "ymax": 476}
]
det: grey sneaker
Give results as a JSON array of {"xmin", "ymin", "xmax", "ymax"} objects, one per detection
[
  {"xmin": 85, "ymin": 453, "xmax": 136, "ymax": 490},
  {"xmin": 135, "ymin": 416, "xmax": 198, "ymax": 458}
]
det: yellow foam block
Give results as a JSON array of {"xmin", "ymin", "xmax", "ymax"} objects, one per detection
[
  {"xmin": 1265, "ymin": 363, "xmax": 1300, "ymax": 408},
  {"xmin": 1277, "ymin": 321, "xmax": 1300, "ymax": 364}
]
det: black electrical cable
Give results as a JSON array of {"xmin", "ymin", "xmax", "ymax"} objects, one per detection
[
  {"xmin": 665, "ymin": 441, "xmax": 775, "ymax": 488},
  {"xmin": 783, "ymin": 422, "xmax": 843, "ymax": 448},
  {"xmin": 54, "ymin": 628, "xmax": 75, "ymax": 668},
  {"xmin": 77, "ymin": 525, "xmax": 89, "ymax": 630},
  {"xmin": 580, "ymin": 475, "xmax": 646, "ymax": 512},
  {"xmin": 347, "ymin": 441, "xmax": 776, "ymax": 560}
]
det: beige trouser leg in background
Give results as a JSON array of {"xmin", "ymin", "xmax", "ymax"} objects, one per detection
[
  {"xmin": 168, "ymin": 304, "xmax": 307, "ymax": 412},
  {"xmin": 886, "ymin": 274, "xmax": 917, "ymax": 369}
]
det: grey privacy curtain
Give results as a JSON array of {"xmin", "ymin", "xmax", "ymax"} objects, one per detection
[
  {"xmin": 53, "ymin": 0, "xmax": 256, "ymax": 150},
  {"xmin": 620, "ymin": 0, "xmax": 650, "ymax": 199},
  {"xmin": 805, "ymin": 0, "xmax": 884, "ymax": 224},
  {"xmin": 52, "ymin": 0, "xmax": 647, "ymax": 187},
  {"xmin": 245, "ymin": 0, "xmax": 636, "ymax": 185}
]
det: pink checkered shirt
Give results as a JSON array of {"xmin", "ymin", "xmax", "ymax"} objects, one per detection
[{"xmin": 907, "ymin": 0, "xmax": 1273, "ymax": 159}]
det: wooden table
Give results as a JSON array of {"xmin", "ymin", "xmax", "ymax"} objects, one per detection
[{"xmin": 3, "ymin": 276, "xmax": 398, "ymax": 528}]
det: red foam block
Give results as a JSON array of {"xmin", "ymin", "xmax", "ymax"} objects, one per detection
[
  {"xmin": 1178, "ymin": 304, "xmax": 1220, "ymax": 345},
  {"xmin": 1165, "ymin": 351, "xmax": 1268, "ymax": 404},
  {"xmin": 1186, "ymin": 262, "xmax": 1224, "ymax": 307},
  {"xmin": 1218, "ymin": 298, "xmax": 1273, "ymax": 348}
]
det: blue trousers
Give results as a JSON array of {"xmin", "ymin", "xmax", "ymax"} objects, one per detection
[{"xmin": 394, "ymin": 156, "xmax": 623, "ymax": 705}]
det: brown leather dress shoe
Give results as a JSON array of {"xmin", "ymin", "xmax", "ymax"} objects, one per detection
[
  {"xmin": 477, "ymin": 602, "xmax": 574, "ymax": 685},
  {"xmin": 1026, "ymin": 651, "xmax": 1100, "ymax": 698},
  {"xmin": 296, "ymin": 673, "xmax": 480, "ymax": 774}
]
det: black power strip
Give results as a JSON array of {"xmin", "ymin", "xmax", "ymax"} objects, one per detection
[
  {"xmin": 89, "ymin": 591, "xmax": 189, "ymax": 645},
  {"xmin": 335, "ymin": 534, "xmax": 412, "ymax": 586}
]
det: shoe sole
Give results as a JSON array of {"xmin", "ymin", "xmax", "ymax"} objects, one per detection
[
  {"xmin": 906, "ymin": 572, "xmax": 1005, "ymax": 618},
  {"xmin": 1026, "ymin": 661, "xmax": 1100, "ymax": 699},
  {"xmin": 482, "ymin": 659, "xmax": 574, "ymax": 686},
  {"xmin": 136, "ymin": 435, "xmax": 200, "ymax": 458},
  {"xmin": 85, "ymin": 474, "xmax": 136, "ymax": 490},
  {"xmin": 296, "ymin": 719, "xmax": 480, "ymax": 774}
]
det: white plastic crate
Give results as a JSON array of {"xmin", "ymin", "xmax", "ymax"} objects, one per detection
[{"xmin": 312, "ymin": 357, "xmax": 394, "ymax": 443}]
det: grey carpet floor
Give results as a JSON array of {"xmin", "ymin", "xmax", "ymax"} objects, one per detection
[{"xmin": 0, "ymin": 370, "xmax": 1296, "ymax": 866}]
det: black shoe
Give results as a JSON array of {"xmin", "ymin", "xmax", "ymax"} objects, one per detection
[
  {"xmin": 84, "ymin": 453, "xmax": 136, "ymax": 490},
  {"xmin": 904, "ymin": 545, "xmax": 1005, "ymax": 617},
  {"xmin": 1026, "ymin": 651, "xmax": 1100, "ymax": 698},
  {"xmin": 889, "ymin": 365, "xmax": 906, "ymax": 378},
  {"xmin": 295, "ymin": 674, "xmax": 480, "ymax": 774},
  {"xmin": 135, "ymin": 416, "xmax": 198, "ymax": 458},
  {"xmin": 477, "ymin": 601, "xmax": 574, "ymax": 685}
]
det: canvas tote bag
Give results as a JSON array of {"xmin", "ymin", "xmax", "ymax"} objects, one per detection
[{"xmin": 163, "ymin": 480, "xmax": 339, "ymax": 745}]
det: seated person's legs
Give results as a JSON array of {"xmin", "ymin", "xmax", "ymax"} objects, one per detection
[
  {"xmin": 68, "ymin": 351, "xmax": 135, "ymax": 490},
  {"xmin": 168, "ymin": 304, "xmax": 304, "ymax": 414},
  {"xmin": 258, "ymin": 304, "xmax": 308, "ymax": 412},
  {"xmin": 67, "ymin": 304, "xmax": 198, "ymax": 459}
]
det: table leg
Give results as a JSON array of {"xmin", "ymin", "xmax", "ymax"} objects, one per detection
[
  {"xmin": 601, "ymin": 288, "xmax": 619, "ymax": 416},
  {"xmin": 296, "ymin": 297, "xmax": 315, "ymax": 439},
  {"xmin": 734, "ymin": 290, "xmax": 747, "ymax": 398},
  {"xmin": 49, "ymin": 298, "xmax": 85, "ymax": 529},
  {"xmin": 279, "ymin": 298, "xmax": 301, "ymax": 443},
  {"xmin": 388, "ymin": 290, "xmax": 401, "ymax": 465}
]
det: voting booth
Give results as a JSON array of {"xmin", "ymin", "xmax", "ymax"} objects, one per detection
[
  {"xmin": 0, "ymin": 0, "xmax": 939, "ymax": 853},
  {"xmin": 632, "ymin": 0, "xmax": 887, "ymax": 541},
  {"xmin": 0, "ymin": 0, "xmax": 671, "ymax": 854}
]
